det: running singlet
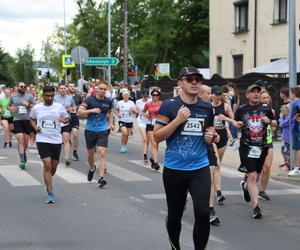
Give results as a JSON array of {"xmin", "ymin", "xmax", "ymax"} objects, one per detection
[
  {"xmin": 157, "ymin": 96, "xmax": 214, "ymax": 170},
  {"xmin": 116, "ymin": 100, "xmax": 136, "ymax": 123},
  {"xmin": 0, "ymin": 98, "xmax": 12, "ymax": 118},
  {"xmin": 145, "ymin": 101, "xmax": 162, "ymax": 125},
  {"xmin": 213, "ymin": 102, "xmax": 226, "ymax": 127},
  {"xmin": 235, "ymin": 103, "xmax": 274, "ymax": 147},
  {"xmin": 82, "ymin": 96, "xmax": 112, "ymax": 132},
  {"xmin": 136, "ymin": 98, "xmax": 149, "ymax": 124},
  {"xmin": 30, "ymin": 102, "xmax": 68, "ymax": 144}
]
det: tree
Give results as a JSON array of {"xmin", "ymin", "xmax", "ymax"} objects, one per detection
[
  {"xmin": 0, "ymin": 43, "xmax": 16, "ymax": 86},
  {"xmin": 15, "ymin": 44, "xmax": 36, "ymax": 85}
]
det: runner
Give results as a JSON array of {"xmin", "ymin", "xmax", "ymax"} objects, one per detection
[
  {"xmin": 233, "ymin": 84, "xmax": 274, "ymax": 219},
  {"xmin": 54, "ymin": 82, "xmax": 75, "ymax": 166},
  {"xmin": 30, "ymin": 85, "xmax": 69, "ymax": 203},
  {"xmin": 78, "ymin": 81, "xmax": 114, "ymax": 188},
  {"xmin": 210, "ymin": 85, "xmax": 234, "ymax": 204},
  {"xmin": 143, "ymin": 89, "xmax": 163, "ymax": 170},
  {"xmin": 9, "ymin": 82, "xmax": 36, "ymax": 170},
  {"xmin": 0, "ymin": 88, "xmax": 13, "ymax": 148},
  {"xmin": 68, "ymin": 82, "xmax": 82, "ymax": 161},
  {"xmin": 115, "ymin": 90, "xmax": 137, "ymax": 153},
  {"xmin": 154, "ymin": 67, "xmax": 217, "ymax": 250},
  {"xmin": 135, "ymin": 89, "xmax": 151, "ymax": 163},
  {"xmin": 259, "ymin": 90, "xmax": 277, "ymax": 200},
  {"xmin": 199, "ymin": 84, "xmax": 221, "ymax": 226}
]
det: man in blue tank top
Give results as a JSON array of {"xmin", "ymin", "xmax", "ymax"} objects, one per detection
[{"xmin": 154, "ymin": 67, "xmax": 219, "ymax": 250}]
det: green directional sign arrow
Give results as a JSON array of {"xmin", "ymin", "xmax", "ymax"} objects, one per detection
[{"xmin": 84, "ymin": 57, "xmax": 119, "ymax": 66}]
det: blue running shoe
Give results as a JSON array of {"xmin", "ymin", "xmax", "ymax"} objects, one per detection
[{"xmin": 46, "ymin": 192, "xmax": 55, "ymax": 204}]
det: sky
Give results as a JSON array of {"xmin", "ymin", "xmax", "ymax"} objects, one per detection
[{"xmin": 0, "ymin": 0, "xmax": 79, "ymax": 59}]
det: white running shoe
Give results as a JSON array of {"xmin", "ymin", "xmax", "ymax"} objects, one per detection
[{"xmin": 288, "ymin": 167, "xmax": 300, "ymax": 176}]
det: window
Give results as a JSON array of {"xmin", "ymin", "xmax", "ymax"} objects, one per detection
[
  {"xmin": 233, "ymin": 55, "xmax": 243, "ymax": 78},
  {"xmin": 273, "ymin": 0, "xmax": 287, "ymax": 23},
  {"xmin": 234, "ymin": 1, "xmax": 249, "ymax": 32},
  {"xmin": 217, "ymin": 56, "xmax": 222, "ymax": 75}
]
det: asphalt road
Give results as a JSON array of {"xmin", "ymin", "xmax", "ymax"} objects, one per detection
[{"xmin": 0, "ymin": 128, "xmax": 300, "ymax": 250}]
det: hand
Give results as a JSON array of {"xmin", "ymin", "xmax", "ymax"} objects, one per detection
[
  {"xmin": 91, "ymin": 108, "xmax": 101, "ymax": 114},
  {"xmin": 35, "ymin": 126, "xmax": 41, "ymax": 133},
  {"xmin": 204, "ymin": 129, "xmax": 215, "ymax": 144},
  {"xmin": 233, "ymin": 120, "xmax": 243, "ymax": 128},
  {"xmin": 109, "ymin": 124, "xmax": 115, "ymax": 131},
  {"xmin": 10, "ymin": 105, "xmax": 17, "ymax": 112},
  {"xmin": 218, "ymin": 114, "xmax": 227, "ymax": 121},
  {"xmin": 294, "ymin": 114, "xmax": 300, "ymax": 122},
  {"xmin": 175, "ymin": 105, "xmax": 191, "ymax": 124},
  {"xmin": 213, "ymin": 132, "xmax": 220, "ymax": 143},
  {"xmin": 58, "ymin": 117, "xmax": 69, "ymax": 124},
  {"xmin": 261, "ymin": 116, "xmax": 270, "ymax": 124},
  {"xmin": 21, "ymin": 101, "xmax": 29, "ymax": 107}
]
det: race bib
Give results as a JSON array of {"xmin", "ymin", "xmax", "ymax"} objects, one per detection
[
  {"xmin": 151, "ymin": 118, "xmax": 156, "ymax": 126},
  {"xmin": 42, "ymin": 120, "xmax": 56, "ymax": 129},
  {"xmin": 247, "ymin": 146, "xmax": 262, "ymax": 159},
  {"xmin": 181, "ymin": 118, "xmax": 204, "ymax": 136},
  {"xmin": 3, "ymin": 110, "xmax": 11, "ymax": 117},
  {"xmin": 139, "ymin": 114, "xmax": 147, "ymax": 121},
  {"xmin": 213, "ymin": 116, "xmax": 223, "ymax": 127},
  {"xmin": 18, "ymin": 106, "xmax": 28, "ymax": 114},
  {"xmin": 122, "ymin": 111, "xmax": 131, "ymax": 118}
]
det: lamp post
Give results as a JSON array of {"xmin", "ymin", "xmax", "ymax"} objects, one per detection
[
  {"xmin": 123, "ymin": 0, "xmax": 128, "ymax": 82},
  {"xmin": 108, "ymin": 0, "xmax": 111, "ymax": 84},
  {"xmin": 63, "ymin": 0, "xmax": 68, "ymax": 83}
]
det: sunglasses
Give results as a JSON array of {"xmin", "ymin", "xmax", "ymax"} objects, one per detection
[
  {"xmin": 152, "ymin": 94, "xmax": 160, "ymax": 97},
  {"xmin": 181, "ymin": 76, "xmax": 202, "ymax": 83},
  {"xmin": 19, "ymin": 86, "xmax": 26, "ymax": 88}
]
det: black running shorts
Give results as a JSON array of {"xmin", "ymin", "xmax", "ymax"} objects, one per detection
[
  {"xmin": 215, "ymin": 128, "xmax": 228, "ymax": 149},
  {"xmin": 84, "ymin": 129, "xmax": 110, "ymax": 149},
  {"xmin": 13, "ymin": 120, "xmax": 32, "ymax": 135},
  {"xmin": 61, "ymin": 124, "xmax": 72, "ymax": 133},
  {"xmin": 207, "ymin": 144, "xmax": 218, "ymax": 167},
  {"xmin": 239, "ymin": 143, "xmax": 268, "ymax": 174},
  {"xmin": 146, "ymin": 124, "xmax": 154, "ymax": 132},
  {"xmin": 70, "ymin": 113, "xmax": 80, "ymax": 129},
  {"xmin": 118, "ymin": 121, "xmax": 133, "ymax": 129},
  {"xmin": 37, "ymin": 142, "xmax": 62, "ymax": 160}
]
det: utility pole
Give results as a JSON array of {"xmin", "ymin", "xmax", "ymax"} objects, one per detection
[
  {"xmin": 108, "ymin": 0, "xmax": 112, "ymax": 84},
  {"xmin": 289, "ymin": 0, "xmax": 297, "ymax": 168},
  {"xmin": 123, "ymin": 0, "xmax": 128, "ymax": 82},
  {"xmin": 63, "ymin": 0, "xmax": 68, "ymax": 83}
]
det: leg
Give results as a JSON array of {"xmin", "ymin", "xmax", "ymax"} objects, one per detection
[
  {"xmin": 163, "ymin": 168, "xmax": 187, "ymax": 250},
  {"xmin": 214, "ymin": 145, "xmax": 226, "ymax": 193},
  {"xmin": 188, "ymin": 167, "xmax": 211, "ymax": 250},
  {"xmin": 138, "ymin": 127, "xmax": 148, "ymax": 155},
  {"xmin": 247, "ymin": 171, "xmax": 259, "ymax": 208},
  {"xmin": 50, "ymin": 159, "xmax": 59, "ymax": 176},
  {"xmin": 260, "ymin": 149, "xmax": 273, "ymax": 192},
  {"xmin": 72, "ymin": 127, "xmax": 79, "ymax": 152},
  {"xmin": 62, "ymin": 132, "xmax": 71, "ymax": 161},
  {"xmin": 97, "ymin": 146, "xmax": 107, "ymax": 177},
  {"xmin": 120, "ymin": 126, "xmax": 128, "ymax": 146},
  {"xmin": 42, "ymin": 157, "xmax": 54, "ymax": 193},
  {"xmin": 148, "ymin": 131, "xmax": 158, "ymax": 162},
  {"xmin": 87, "ymin": 148, "xmax": 95, "ymax": 171},
  {"xmin": 209, "ymin": 166, "xmax": 216, "ymax": 208}
]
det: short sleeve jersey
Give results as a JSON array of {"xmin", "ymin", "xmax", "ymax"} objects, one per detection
[
  {"xmin": 0, "ymin": 97, "xmax": 12, "ymax": 118},
  {"xmin": 235, "ymin": 103, "xmax": 274, "ymax": 146},
  {"xmin": 116, "ymin": 100, "xmax": 136, "ymax": 123},
  {"xmin": 30, "ymin": 102, "xmax": 68, "ymax": 144},
  {"xmin": 157, "ymin": 96, "xmax": 214, "ymax": 171},
  {"xmin": 9, "ymin": 93, "xmax": 36, "ymax": 121},
  {"xmin": 82, "ymin": 96, "xmax": 112, "ymax": 132},
  {"xmin": 144, "ymin": 100, "xmax": 163, "ymax": 124}
]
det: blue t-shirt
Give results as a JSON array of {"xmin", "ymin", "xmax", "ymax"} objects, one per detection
[
  {"xmin": 291, "ymin": 99, "xmax": 300, "ymax": 133},
  {"xmin": 157, "ymin": 96, "xmax": 214, "ymax": 171},
  {"xmin": 82, "ymin": 96, "xmax": 112, "ymax": 132}
]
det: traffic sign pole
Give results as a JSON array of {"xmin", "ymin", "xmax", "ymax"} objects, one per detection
[{"xmin": 108, "ymin": 0, "xmax": 112, "ymax": 84}]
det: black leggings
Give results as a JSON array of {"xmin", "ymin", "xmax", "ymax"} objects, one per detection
[{"xmin": 163, "ymin": 167, "xmax": 211, "ymax": 250}]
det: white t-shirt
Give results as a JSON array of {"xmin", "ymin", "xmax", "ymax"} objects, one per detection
[
  {"xmin": 116, "ymin": 100, "xmax": 136, "ymax": 123},
  {"xmin": 30, "ymin": 102, "xmax": 68, "ymax": 144},
  {"xmin": 136, "ymin": 98, "xmax": 150, "ymax": 125}
]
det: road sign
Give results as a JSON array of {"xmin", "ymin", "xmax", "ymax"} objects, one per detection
[
  {"xmin": 84, "ymin": 57, "xmax": 119, "ymax": 66},
  {"xmin": 71, "ymin": 46, "xmax": 89, "ymax": 64},
  {"xmin": 62, "ymin": 55, "xmax": 75, "ymax": 68}
]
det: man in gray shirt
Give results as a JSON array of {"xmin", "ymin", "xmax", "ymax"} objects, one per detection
[
  {"xmin": 9, "ymin": 82, "xmax": 36, "ymax": 170},
  {"xmin": 54, "ymin": 82, "xmax": 75, "ymax": 166}
]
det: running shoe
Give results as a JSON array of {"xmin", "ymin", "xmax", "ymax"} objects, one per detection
[
  {"xmin": 240, "ymin": 179, "xmax": 251, "ymax": 203},
  {"xmin": 150, "ymin": 157, "xmax": 154, "ymax": 165},
  {"xmin": 228, "ymin": 138, "xmax": 236, "ymax": 147},
  {"xmin": 87, "ymin": 165, "xmax": 96, "ymax": 182},
  {"xmin": 253, "ymin": 206, "xmax": 262, "ymax": 219},
  {"xmin": 123, "ymin": 146, "xmax": 128, "ymax": 152},
  {"xmin": 279, "ymin": 163, "xmax": 290, "ymax": 172},
  {"xmin": 72, "ymin": 151, "xmax": 80, "ymax": 161},
  {"xmin": 209, "ymin": 209, "xmax": 221, "ymax": 225},
  {"xmin": 19, "ymin": 161, "xmax": 26, "ymax": 170},
  {"xmin": 288, "ymin": 167, "xmax": 300, "ymax": 176},
  {"xmin": 216, "ymin": 193, "xmax": 226, "ymax": 204},
  {"xmin": 151, "ymin": 162, "xmax": 160, "ymax": 171},
  {"xmin": 120, "ymin": 146, "xmax": 126, "ymax": 153},
  {"xmin": 98, "ymin": 177, "xmax": 107, "ymax": 188},
  {"xmin": 4, "ymin": 142, "xmax": 7, "ymax": 148},
  {"xmin": 258, "ymin": 191, "xmax": 270, "ymax": 201},
  {"xmin": 9, "ymin": 142, "xmax": 12, "ymax": 148},
  {"xmin": 143, "ymin": 155, "xmax": 149, "ymax": 164},
  {"xmin": 65, "ymin": 158, "xmax": 71, "ymax": 166},
  {"xmin": 46, "ymin": 192, "xmax": 55, "ymax": 204}
]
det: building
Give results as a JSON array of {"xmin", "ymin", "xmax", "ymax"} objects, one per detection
[
  {"xmin": 210, "ymin": 0, "xmax": 300, "ymax": 78},
  {"xmin": 33, "ymin": 61, "xmax": 57, "ymax": 81}
]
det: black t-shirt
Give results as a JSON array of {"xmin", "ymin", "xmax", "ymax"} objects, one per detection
[{"xmin": 235, "ymin": 103, "xmax": 274, "ymax": 146}]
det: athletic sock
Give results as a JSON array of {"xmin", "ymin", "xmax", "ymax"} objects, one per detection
[
  {"xmin": 20, "ymin": 154, "xmax": 25, "ymax": 162},
  {"xmin": 216, "ymin": 190, "xmax": 222, "ymax": 196}
]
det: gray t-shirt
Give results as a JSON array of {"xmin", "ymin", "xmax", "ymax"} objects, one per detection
[
  {"xmin": 54, "ymin": 94, "xmax": 75, "ymax": 126},
  {"xmin": 9, "ymin": 93, "xmax": 36, "ymax": 121}
]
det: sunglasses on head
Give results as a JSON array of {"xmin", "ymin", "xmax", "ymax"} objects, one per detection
[{"xmin": 181, "ymin": 76, "xmax": 202, "ymax": 83}]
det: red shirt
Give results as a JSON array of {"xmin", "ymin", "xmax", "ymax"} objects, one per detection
[{"xmin": 144, "ymin": 101, "xmax": 163, "ymax": 123}]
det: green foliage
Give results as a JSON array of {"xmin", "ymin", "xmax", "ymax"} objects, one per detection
[{"xmin": 0, "ymin": 43, "xmax": 16, "ymax": 86}]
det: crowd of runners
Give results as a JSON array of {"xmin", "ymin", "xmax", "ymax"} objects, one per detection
[{"xmin": 0, "ymin": 67, "xmax": 299, "ymax": 249}]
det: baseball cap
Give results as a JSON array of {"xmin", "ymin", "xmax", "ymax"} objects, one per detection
[
  {"xmin": 142, "ymin": 89, "xmax": 149, "ymax": 96},
  {"xmin": 211, "ymin": 85, "xmax": 223, "ymax": 95},
  {"xmin": 254, "ymin": 79, "xmax": 268, "ymax": 86},
  {"xmin": 247, "ymin": 84, "xmax": 262, "ymax": 92},
  {"xmin": 178, "ymin": 66, "xmax": 203, "ymax": 80}
]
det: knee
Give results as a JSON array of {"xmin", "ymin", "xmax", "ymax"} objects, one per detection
[{"xmin": 247, "ymin": 173, "xmax": 257, "ymax": 183}]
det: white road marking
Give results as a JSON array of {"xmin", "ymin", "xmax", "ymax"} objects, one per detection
[
  {"xmin": 56, "ymin": 164, "xmax": 96, "ymax": 183},
  {"xmin": 0, "ymin": 156, "xmax": 8, "ymax": 159},
  {"xmin": 106, "ymin": 161, "xmax": 152, "ymax": 182},
  {"xmin": 0, "ymin": 165, "xmax": 42, "ymax": 187},
  {"xmin": 27, "ymin": 149, "xmax": 38, "ymax": 154}
]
